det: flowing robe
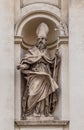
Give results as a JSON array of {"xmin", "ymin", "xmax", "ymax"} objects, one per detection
[{"xmin": 20, "ymin": 46, "xmax": 59, "ymax": 116}]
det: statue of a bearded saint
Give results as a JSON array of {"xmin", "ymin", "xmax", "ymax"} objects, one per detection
[{"xmin": 17, "ymin": 23, "xmax": 60, "ymax": 119}]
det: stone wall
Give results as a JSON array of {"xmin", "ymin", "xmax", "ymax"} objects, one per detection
[
  {"xmin": 0, "ymin": 0, "xmax": 14, "ymax": 130},
  {"xmin": 69, "ymin": 1, "xmax": 84, "ymax": 130},
  {"xmin": 0, "ymin": 0, "xmax": 84, "ymax": 130}
]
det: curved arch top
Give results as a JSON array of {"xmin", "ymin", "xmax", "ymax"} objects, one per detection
[
  {"xmin": 15, "ymin": 3, "xmax": 61, "ymax": 36},
  {"xmin": 15, "ymin": 12, "xmax": 60, "ymax": 36},
  {"xmin": 15, "ymin": 3, "xmax": 68, "ymax": 49},
  {"xmin": 21, "ymin": 3, "xmax": 61, "ymax": 18}
]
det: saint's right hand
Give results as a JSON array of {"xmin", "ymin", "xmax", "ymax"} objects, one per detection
[{"xmin": 17, "ymin": 64, "xmax": 26, "ymax": 70}]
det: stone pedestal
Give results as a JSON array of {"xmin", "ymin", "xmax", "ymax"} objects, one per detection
[
  {"xmin": 15, "ymin": 120, "xmax": 69, "ymax": 126},
  {"xmin": 26, "ymin": 116, "xmax": 54, "ymax": 121}
]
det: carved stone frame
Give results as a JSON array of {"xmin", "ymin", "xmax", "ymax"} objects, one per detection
[{"xmin": 14, "ymin": 3, "xmax": 69, "ymax": 127}]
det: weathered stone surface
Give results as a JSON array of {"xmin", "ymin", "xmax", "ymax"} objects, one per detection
[
  {"xmin": 0, "ymin": 0, "xmax": 14, "ymax": 130},
  {"xmin": 69, "ymin": 1, "xmax": 84, "ymax": 130}
]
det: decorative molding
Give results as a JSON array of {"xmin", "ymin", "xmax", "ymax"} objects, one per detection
[
  {"xmin": 14, "ymin": 36, "xmax": 22, "ymax": 44},
  {"xmin": 15, "ymin": 120, "xmax": 69, "ymax": 126},
  {"xmin": 21, "ymin": 1, "xmax": 61, "ymax": 9},
  {"xmin": 21, "ymin": 3, "xmax": 61, "ymax": 18},
  {"xmin": 14, "ymin": 36, "xmax": 68, "ymax": 50},
  {"xmin": 58, "ymin": 36, "xmax": 68, "ymax": 45}
]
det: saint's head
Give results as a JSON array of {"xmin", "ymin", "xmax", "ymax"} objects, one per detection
[{"xmin": 36, "ymin": 22, "xmax": 49, "ymax": 50}]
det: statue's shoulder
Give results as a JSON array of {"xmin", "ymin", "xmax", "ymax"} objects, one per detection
[
  {"xmin": 45, "ymin": 49, "xmax": 52, "ymax": 57},
  {"xmin": 28, "ymin": 46, "xmax": 37, "ymax": 52},
  {"xmin": 23, "ymin": 47, "xmax": 35, "ymax": 57}
]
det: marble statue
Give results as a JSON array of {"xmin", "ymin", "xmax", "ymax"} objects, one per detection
[{"xmin": 17, "ymin": 22, "xmax": 60, "ymax": 119}]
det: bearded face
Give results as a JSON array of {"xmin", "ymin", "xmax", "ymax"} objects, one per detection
[{"xmin": 36, "ymin": 37, "xmax": 47, "ymax": 50}]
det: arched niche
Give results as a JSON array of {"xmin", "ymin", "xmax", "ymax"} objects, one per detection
[
  {"xmin": 15, "ymin": 11, "xmax": 60, "ymax": 36},
  {"xmin": 14, "ymin": 3, "xmax": 69, "ymax": 122},
  {"xmin": 20, "ymin": 3, "xmax": 61, "ymax": 22},
  {"xmin": 15, "ymin": 3, "xmax": 68, "ymax": 50},
  {"xmin": 15, "ymin": 5, "xmax": 67, "ymax": 56}
]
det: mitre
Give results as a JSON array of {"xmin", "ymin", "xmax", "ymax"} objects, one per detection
[{"xmin": 36, "ymin": 22, "xmax": 49, "ymax": 38}]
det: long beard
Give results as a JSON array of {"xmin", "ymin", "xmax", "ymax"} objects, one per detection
[{"xmin": 36, "ymin": 42, "xmax": 46, "ymax": 50}]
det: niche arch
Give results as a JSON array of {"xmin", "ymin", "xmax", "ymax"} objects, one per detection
[
  {"xmin": 15, "ymin": 3, "xmax": 67, "ymax": 50},
  {"xmin": 14, "ymin": 3, "xmax": 69, "ymax": 121}
]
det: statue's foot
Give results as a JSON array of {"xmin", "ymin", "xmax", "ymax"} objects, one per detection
[
  {"xmin": 40, "ymin": 113, "xmax": 53, "ymax": 117},
  {"xmin": 40, "ymin": 114, "xmax": 45, "ymax": 117},
  {"xmin": 48, "ymin": 113, "xmax": 53, "ymax": 117},
  {"xmin": 33, "ymin": 112, "xmax": 40, "ymax": 117},
  {"xmin": 45, "ymin": 113, "xmax": 53, "ymax": 117}
]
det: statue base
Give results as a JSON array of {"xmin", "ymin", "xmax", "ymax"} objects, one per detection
[
  {"xmin": 26, "ymin": 115, "xmax": 54, "ymax": 121},
  {"xmin": 15, "ymin": 119, "xmax": 69, "ymax": 126}
]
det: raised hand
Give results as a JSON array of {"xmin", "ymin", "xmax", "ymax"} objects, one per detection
[{"xmin": 17, "ymin": 64, "xmax": 28, "ymax": 70}]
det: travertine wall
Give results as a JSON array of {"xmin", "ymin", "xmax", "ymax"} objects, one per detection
[
  {"xmin": 0, "ymin": 0, "xmax": 14, "ymax": 130},
  {"xmin": 69, "ymin": 1, "xmax": 84, "ymax": 130}
]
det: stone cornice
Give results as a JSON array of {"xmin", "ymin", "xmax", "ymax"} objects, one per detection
[
  {"xmin": 14, "ymin": 36, "xmax": 68, "ymax": 50},
  {"xmin": 15, "ymin": 120, "xmax": 69, "ymax": 126}
]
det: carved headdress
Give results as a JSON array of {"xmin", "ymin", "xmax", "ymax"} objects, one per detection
[{"xmin": 36, "ymin": 22, "xmax": 49, "ymax": 38}]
